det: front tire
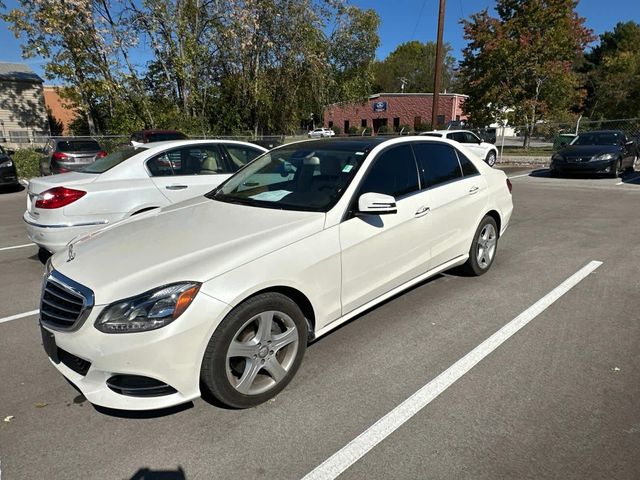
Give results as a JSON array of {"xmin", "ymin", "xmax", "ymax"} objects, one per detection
[
  {"xmin": 200, "ymin": 292, "xmax": 307, "ymax": 408},
  {"xmin": 463, "ymin": 216, "xmax": 499, "ymax": 276},
  {"xmin": 608, "ymin": 159, "xmax": 621, "ymax": 178},
  {"xmin": 485, "ymin": 151, "xmax": 497, "ymax": 167}
]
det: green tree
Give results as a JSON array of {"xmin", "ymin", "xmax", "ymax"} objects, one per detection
[
  {"xmin": 373, "ymin": 41, "xmax": 455, "ymax": 93},
  {"xmin": 584, "ymin": 21, "xmax": 640, "ymax": 119},
  {"xmin": 459, "ymin": 0, "xmax": 593, "ymax": 146},
  {"xmin": 328, "ymin": 6, "xmax": 380, "ymax": 103}
]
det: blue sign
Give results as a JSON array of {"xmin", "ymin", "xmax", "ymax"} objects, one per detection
[{"xmin": 373, "ymin": 101, "xmax": 387, "ymax": 112}]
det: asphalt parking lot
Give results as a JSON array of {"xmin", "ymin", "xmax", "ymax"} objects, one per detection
[{"xmin": 1, "ymin": 167, "xmax": 639, "ymax": 480}]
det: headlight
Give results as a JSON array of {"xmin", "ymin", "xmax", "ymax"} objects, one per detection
[
  {"xmin": 95, "ymin": 282, "xmax": 201, "ymax": 333},
  {"xmin": 592, "ymin": 153, "xmax": 615, "ymax": 161},
  {"xmin": 0, "ymin": 160, "xmax": 13, "ymax": 168}
]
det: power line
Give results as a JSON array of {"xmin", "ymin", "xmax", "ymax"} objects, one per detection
[{"xmin": 411, "ymin": 0, "xmax": 429, "ymax": 39}]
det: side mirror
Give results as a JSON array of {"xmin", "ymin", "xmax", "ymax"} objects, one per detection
[{"xmin": 357, "ymin": 192, "xmax": 397, "ymax": 215}]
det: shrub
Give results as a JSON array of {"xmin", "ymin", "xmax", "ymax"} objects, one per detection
[
  {"xmin": 330, "ymin": 125, "xmax": 341, "ymax": 135},
  {"xmin": 377, "ymin": 125, "xmax": 390, "ymax": 134},
  {"xmin": 12, "ymin": 149, "xmax": 42, "ymax": 179},
  {"xmin": 397, "ymin": 124, "xmax": 411, "ymax": 134},
  {"xmin": 347, "ymin": 126, "xmax": 359, "ymax": 135}
]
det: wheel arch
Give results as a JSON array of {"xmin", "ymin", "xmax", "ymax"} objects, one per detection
[
  {"xmin": 485, "ymin": 209, "xmax": 502, "ymax": 236},
  {"xmin": 242, "ymin": 286, "xmax": 316, "ymax": 338}
]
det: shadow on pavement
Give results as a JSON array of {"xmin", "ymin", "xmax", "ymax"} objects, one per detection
[
  {"xmin": 0, "ymin": 183, "xmax": 25, "ymax": 194},
  {"xmin": 129, "ymin": 467, "xmax": 186, "ymax": 480},
  {"xmin": 93, "ymin": 401, "xmax": 194, "ymax": 419}
]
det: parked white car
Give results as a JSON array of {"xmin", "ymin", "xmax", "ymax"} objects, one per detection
[
  {"xmin": 421, "ymin": 130, "xmax": 499, "ymax": 166},
  {"xmin": 40, "ymin": 136, "xmax": 513, "ymax": 410},
  {"xmin": 307, "ymin": 127, "xmax": 335, "ymax": 138},
  {"xmin": 24, "ymin": 140, "xmax": 267, "ymax": 253}
]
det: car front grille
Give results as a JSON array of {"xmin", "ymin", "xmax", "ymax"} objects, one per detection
[{"xmin": 40, "ymin": 271, "xmax": 94, "ymax": 331}]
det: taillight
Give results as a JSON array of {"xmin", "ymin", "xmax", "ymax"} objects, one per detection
[
  {"xmin": 35, "ymin": 187, "xmax": 86, "ymax": 209},
  {"xmin": 52, "ymin": 152, "xmax": 70, "ymax": 161},
  {"xmin": 96, "ymin": 150, "xmax": 107, "ymax": 158},
  {"xmin": 506, "ymin": 178, "xmax": 513, "ymax": 193}
]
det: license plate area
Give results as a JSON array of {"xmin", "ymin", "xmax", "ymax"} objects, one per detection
[{"xmin": 40, "ymin": 325, "xmax": 59, "ymax": 363}]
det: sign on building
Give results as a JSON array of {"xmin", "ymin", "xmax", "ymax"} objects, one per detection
[{"xmin": 372, "ymin": 101, "xmax": 387, "ymax": 112}]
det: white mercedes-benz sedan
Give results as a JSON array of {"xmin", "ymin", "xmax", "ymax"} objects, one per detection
[
  {"xmin": 39, "ymin": 136, "xmax": 513, "ymax": 410},
  {"xmin": 24, "ymin": 139, "xmax": 267, "ymax": 253}
]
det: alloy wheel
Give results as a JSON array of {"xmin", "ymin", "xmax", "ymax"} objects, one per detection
[
  {"xmin": 225, "ymin": 310, "xmax": 299, "ymax": 395},
  {"xmin": 476, "ymin": 223, "xmax": 497, "ymax": 269}
]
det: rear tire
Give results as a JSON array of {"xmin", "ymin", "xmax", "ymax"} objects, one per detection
[
  {"xmin": 485, "ymin": 151, "xmax": 497, "ymax": 167},
  {"xmin": 463, "ymin": 216, "xmax": 499, "ymax": 276},
  {"xmin": 200, "ymin": 292, "xmax": 307, "ymax": 409}
]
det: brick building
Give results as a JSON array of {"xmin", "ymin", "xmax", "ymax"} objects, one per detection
[
  {"xmin": 43, "ymin": 86, "xmax": 77, "ymax": 135},
  {"xmin": 323, "ymin": 92, "xmax": 468, "ymax": 134}
]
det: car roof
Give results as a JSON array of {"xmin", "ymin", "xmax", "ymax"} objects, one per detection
[
  {"xmin": 133, "ymin": 139, "xmax": 269, "ymax": 152},
  {"xmin": 428, "ymin": 129, "xmax": 474, "ymax": 134},
  {"xmin": 578, "ymin": 129, "xmax": 624, "ymax": 135},
  {"xmin": 285, "ymin": 136, "xmax": 388, "ymax": 151}
]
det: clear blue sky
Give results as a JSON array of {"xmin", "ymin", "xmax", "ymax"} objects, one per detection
[{"xmin": 1, "ymin": 0, "xmax": 639, "ymax": 81}]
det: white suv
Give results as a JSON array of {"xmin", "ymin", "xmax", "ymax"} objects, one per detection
[
  {"xmin": 307, "ymin": 127, "xmax": 335, "ymax": 138},
  {"xmin": 40, "ymin": 136, "xmax": 513, "ymax": 410},
  {"xmin": 421, "ymin": 130, "xmax": 499, "ymax": 166}
]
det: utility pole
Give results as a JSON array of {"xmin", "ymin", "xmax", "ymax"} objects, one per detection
[{"xmin": 431, "ymin": 0, "xmax": 446, "ymax": 129}]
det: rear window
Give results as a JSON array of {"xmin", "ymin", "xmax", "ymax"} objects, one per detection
[
  {"xmin": 57, "ymin": 140, "xmax": 100, "ymax": 152},
  {"xmin": 147, "ymin": 132, "xmax": 188, "ymax": 142},
  {"xmin": 81, "ymin": 147, "xmax": 141, "ymax": 174}
]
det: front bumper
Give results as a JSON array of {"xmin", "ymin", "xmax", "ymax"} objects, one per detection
[
  {"xmin": 23, "ymin": 212, "xmax": 109, "ymax": 253},
  {"xmin": 41, "ymin": 290, "xmax": 230, "ymax": 410},
  {"xmin": 550, "ymin": 159, "xmax": 615, "ymax": 173}
]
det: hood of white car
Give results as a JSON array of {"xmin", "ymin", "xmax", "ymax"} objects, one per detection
[
  {"xmin": 29, "ymin": 172, "xmax": 100, "ymax": 194},
  {"xmin": 50, "ymin": 197, "xmax": 326, "ymax": 304}
]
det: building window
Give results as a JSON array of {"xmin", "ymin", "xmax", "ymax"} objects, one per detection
[
  {"xmin": 328, "ymin": 121, "xmax": 333, "ymax": 128},
  {"xmin": 455, "ymin": 115, "xmax": 460, "ymax": 121},
  {"xmin": 393, "ymin": 117, "xmax": 400, "ymax": 130},
  {"xmin": 361, "ymin": 119, "xmax": 367, "ymax": 127},
  {"xmin": 437, "ymin": 115, "xmax": 445, "ymax": 126},
  {"xmin": 344, "ymin": 120, "xmax": 350, "ymax": 133},
  {"xmin": 413, "ymin": 116, "xmax": 422, "ymax": 131}
]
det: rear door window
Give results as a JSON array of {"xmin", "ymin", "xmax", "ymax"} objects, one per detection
[
  {"xmin": 147, "ymin": 146, "xmax": 230, "ymax": 176},
  {"xmin": 224, "ymin": 144, "xmax": 264, "ymax": 171},
  {"xmin": 412, "ymin": 142, "xmax": 463, "ymax": 188},
  {"xmin": 456, "ymin": 150, "xmax": 479, "ymax": 177}
]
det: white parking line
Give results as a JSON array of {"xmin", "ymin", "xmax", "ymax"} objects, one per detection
[
  {"xmin": 0, "ymin": 309, "xmax": 40, "ymax": 324},
  {"xmin": 302, "ymin": 260, "xmax": 603, "ymax": 480},
  {"xmin": 0, "ymin": 243, "xmax": 35, "ymax": 252}
]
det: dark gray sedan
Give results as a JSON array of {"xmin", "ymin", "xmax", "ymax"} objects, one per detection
[
  {"xmin": 41, "ymin": 138, "xmax": 106, "ymax": 175},
  {"xmin": 550, "ymin": 130, "xmax": 637, "ymax": 178}
]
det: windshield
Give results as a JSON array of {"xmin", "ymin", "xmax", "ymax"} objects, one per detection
[
  {"xmin": 209, "ymin": 143, "xmax": 371, "ymax": 212},
  {"xmin": 57, "ymin": 140, "xmax": 100, "ymax": 152},
  {"xmin": 572, "ymin": 132, "xmax": 622, "ymax": 146},
  {"xmin": 81, "ymin": 147, "xmax": 142, "ymax": 174}
]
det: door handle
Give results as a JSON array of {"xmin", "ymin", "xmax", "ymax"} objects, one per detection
[
  {"xmin": 468, "ymin": 186, "xmax": 480, "ymax": 194},
  {"xmin": 166, "ymin": 184, "xmax": 188, "ymax": 190},
  {"xmin": 415, "ymin": 206, "xmax": 430, "ymax": 217}
]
